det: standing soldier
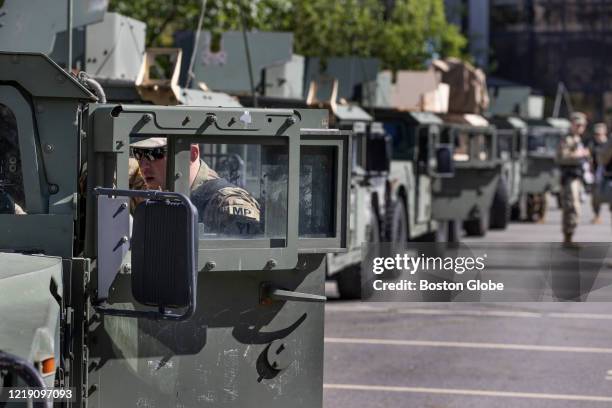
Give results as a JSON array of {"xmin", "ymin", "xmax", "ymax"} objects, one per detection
[
  {"xmin": 556, "ymin": 112, "xmax": 590, "ymax": 246},
  {"xmin": 588, "ymin": 122, "xmax": 608, "ymax": 223}
]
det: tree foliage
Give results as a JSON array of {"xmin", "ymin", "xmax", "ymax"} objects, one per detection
[{"xmin": 109, "ymin": 0, "xmax": 468, "ymax": 71}]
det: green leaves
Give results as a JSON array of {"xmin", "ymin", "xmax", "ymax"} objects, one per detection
[{"xmin": 109, "ymin": 0, "xmax": 468, "ymax": 71}]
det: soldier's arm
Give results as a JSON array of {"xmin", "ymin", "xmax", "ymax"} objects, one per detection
[
  {"xmin": 556, "ymin": 138, "xmax": 585, "ymax": 165},
  {"xmin": 202, "ymin": 187, "xmax": 262, "ymax": 236}
]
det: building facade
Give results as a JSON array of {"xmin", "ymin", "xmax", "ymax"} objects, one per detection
[{"xmin": 446, "ymin": 0, "xmax": 612, "ymax": 120}]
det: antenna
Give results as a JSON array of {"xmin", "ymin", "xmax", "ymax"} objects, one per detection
[
  {"xmin": 186, "ymin": 0, "xmax": 207, "ymax": 89},
  {"xmin": 239, "ymin": 1, "xmax": 257, "ymax": 107},
  {"xmin": 552, "ymin": 82, "xmax": 573, "ymax": 117},
  {"xmin": 66, "ymin": 0, "xmax": 73, "ymax": 73}
]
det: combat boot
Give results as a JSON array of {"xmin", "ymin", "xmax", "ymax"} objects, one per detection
[{"xmin": 563, "ymin": 233, "xmax": 580, "ymax": 249}]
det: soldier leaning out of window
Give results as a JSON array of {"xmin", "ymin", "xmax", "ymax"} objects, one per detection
[{"xmin": 130, "ymin": 137, "xmax": 261, "ymax": 236}]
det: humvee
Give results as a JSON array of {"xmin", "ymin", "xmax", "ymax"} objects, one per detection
[
  {"xmin": 436, "ymin": 113, "xmax": 502, "ymax": 237},
  {"xmin": 489, "ymin": 116, "xmax": 528, "ymax": 228},
  {"xmin": 0, "ymin": 52, "xmax": 350, "ymax": 408},
  {"xmin": 519, "ymin": 117, "xmax": 570, "ymax": 221},
  {"xmin": 239, "ymin": 92, "xmax": 390, "ymax": 299},
  {"xmin": 372, "ymin": 109, "xmax": 457, "ymax": 242}
]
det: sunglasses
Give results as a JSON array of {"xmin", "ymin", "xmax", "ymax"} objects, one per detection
[{"xmin": 131, "ymin": 147, "xmax": 167, "ymax": 161}]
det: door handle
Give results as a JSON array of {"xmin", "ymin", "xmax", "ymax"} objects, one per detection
[{"xmin": 260, "ymin": 283, "xmax": 326, "ymax": 304}]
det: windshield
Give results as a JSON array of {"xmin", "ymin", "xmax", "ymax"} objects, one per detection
[{"xmin": 528, "ymin": 128, "xmax": 562, "ymax": 153}]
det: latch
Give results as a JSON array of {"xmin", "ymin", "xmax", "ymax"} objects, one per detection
[{"xmin": 259, "ymin": 283, "xmax": 326, "ymax": 305}]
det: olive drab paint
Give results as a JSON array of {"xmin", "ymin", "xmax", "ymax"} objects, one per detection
[{"xmin": 0, "ymin": 52, "xmax": 350, "ymax": 407}]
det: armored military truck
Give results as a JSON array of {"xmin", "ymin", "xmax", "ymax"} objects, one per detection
[
  {"xmin": 518, "ymin": 117, "xmax": 570, "ymax": 221},
  {"xmin": 237, "ymin": 92, "xmax": 389, "ymax": 299},
  {"xmin": 0, "ymin": 52, "xmax": 350, "ymax": 407},
  {"xmin": 372, "ymin": 109, "xmax": 457, "ymax": 242},
  {"xmin": 489, "ymin": 116, "xmax": 527, "ymax": 228},
  {"xmin": 436, "ymin": 113, "xmax": 502, "ymax": 237}
]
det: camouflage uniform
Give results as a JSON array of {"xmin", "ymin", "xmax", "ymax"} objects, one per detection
[
  {"xmin": 128, "ymin": 158, "xmax": 148, "ymax": 212},
  {"xmin": 557, "ymin": 134, "xmax": 587, "ymax": 236},
  {"xmin": 190, "ymin": 160, "xmax": 261, "ymax": 236}
]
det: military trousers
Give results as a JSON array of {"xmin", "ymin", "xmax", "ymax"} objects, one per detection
[{"xmin": 561, "ymin": 177, "xmax": 581, "ymax": 235}]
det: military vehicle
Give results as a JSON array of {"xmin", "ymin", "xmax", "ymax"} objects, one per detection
[
  {"xmin": 238, "ymin": 73, "xmax": 391, "ymax": 300},
  {"xmin": 518, "ymin": 117, "xmax": 570, "ymax": 221},
  {"xmin": 176, "ymin": 33, "xmax": 392, "ymax": 299},
  {"xmin": 489, "ymin": 116, "xmax": 527, "ymax": 228},
  {"xmin": 0, "ymin": 51, "xmax": 351, "ymax": 407},
  {"xmin": 436, "ymin": 113, "xmax": 502, "ymax": 237},
  {"xmin": 372, "ymin": 109, "xmax": 458, "ymax": 242}
]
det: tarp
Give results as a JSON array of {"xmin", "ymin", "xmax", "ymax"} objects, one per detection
[{"xmin": 432, "ymin": 58, "xmax": 490, "ymax": 114}]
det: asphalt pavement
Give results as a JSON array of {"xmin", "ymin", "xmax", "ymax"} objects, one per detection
[{"xmin": 324, "ymin": 196, "xmax": 612, "ymax": 407}]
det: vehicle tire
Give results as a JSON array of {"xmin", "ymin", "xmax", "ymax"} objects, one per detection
[
  {"xmin": 510, "ymin": 202, "xmax": 521, "ymax": 221},
  {"xmin": 336, "ymin": 205, "xmax": 380, "ymax": 300},
  {"xmin": 441, "ymin": 220, "xmax": 461, "ymax": 243},
  {"xmin": 463, "ymin": 212, "xmax": 489, "ymax": 237},
  {"xmin": 388, "ymin": 199, "xmax": 408, "ymax": 244},
  {"xmin": 335, "ymin": 265, "xmax": 364, "ymax": 300},
  {"xmin": 489, "ymin": 179, "xmax": 510, "ymax": 229}
]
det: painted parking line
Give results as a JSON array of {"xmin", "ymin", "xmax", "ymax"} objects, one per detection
[
  {"xmin": 324, "ymin": 337, "xmax": 612, "ymax": 354},
  {"xmin": 323, "ymin": 383, "xmax": 612, "ymax": 402},
  {"xmin": 326, "ymin": 305, "xmax": 612, "ymax": 321}
]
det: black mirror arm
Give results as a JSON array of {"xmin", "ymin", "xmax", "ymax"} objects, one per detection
[{"xmin": 94, "ymin": 187, "xmax": 192, "ymax": 205}]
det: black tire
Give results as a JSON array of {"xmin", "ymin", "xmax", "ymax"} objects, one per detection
[
  {"xmin": 439, "ymin": 219, "xmax": 461, "ymax": 243},
  {"xmin": 489, "ymin": 179, "xmax": 510, "ymax": 229},
  {"xmin": 335, "ymin": 265, "xmax": 363, "ymax": 300},
  {"xmin": 388, "ymin": 199, "xmax": 408, "ymax": 244},
  {"xmin": 336, "ymin": 205, "xmax": 380, "ymax": 300},
  {"xmin": 463, "ymin": 211, "xmax": 489, "ymax": 237},
  {"xmin": 510, "ymin": 202, "xmax": 521, "ymax": 221}
]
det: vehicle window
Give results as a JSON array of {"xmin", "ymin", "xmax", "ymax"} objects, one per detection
[
  {"xmin": 130, "ymin": 137, "xmax": 287, "ymax": 241},
  {"xmin": 383, "ymin": 121, "xmax": 415, "ymax": 160},
  {"xmin": 527, "ymin": 129, "xmax": 560, "ymax": 153},
  {"xmin": 417, "ymin": 127, "xmax": 429, "ymax": 164},
  {"xmin": 497, "ymin": 131, "xmax": 513, "ymax": 160},
  {"xmin": 0, "ymin": 104, "xmax": 25, "ymax": 214},
  {"xmin": 197, "ymin": 143, "xmax": 287, "ymax": 240},
  {"xmin": 299, "ymin": 146, "xmax": 336, "ymax": 238},
  {"xmin": 471, "ymin": 133, "xmax": 492, "ymax": 161},
  {"xmin": 454, "ymin": 131, "xmax": 470, "ymax": 161}
]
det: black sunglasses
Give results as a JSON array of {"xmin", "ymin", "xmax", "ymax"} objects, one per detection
[{"xmin": 131, "ymin": 147, "xmax": 167, "ymax": 161}]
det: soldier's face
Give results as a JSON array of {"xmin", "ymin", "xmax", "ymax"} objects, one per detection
[
  {"xmin": 571, "ymin": 121, "xmax": 586, "ymax": 136},
  {"xmin": 138, "ymin": 154, "xmax": 167, "ymax": 190}
]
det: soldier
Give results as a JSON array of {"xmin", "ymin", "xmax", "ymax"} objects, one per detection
[
  {"xmin": 556, "ymin": 112, "xmax": 590, "ymax": 246},
  {"xmin": 588, "ymin": 122, "xmax": 608, "ymax": 223},
  {"xmin": 130, "ymin": 137, "xmax": 261, "ymax": 236}
]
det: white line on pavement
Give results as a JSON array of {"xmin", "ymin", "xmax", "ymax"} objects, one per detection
[
  {"xmin": 326, "ymin": 305, "xmax": 612, "ymax": 320},
  {"xmin": 324, "ymin": 337, "xmax": 612, "ymax": 354},
  {"xmin": 323, "ymin": 383, "xmax": 612, "ymax": 402}
]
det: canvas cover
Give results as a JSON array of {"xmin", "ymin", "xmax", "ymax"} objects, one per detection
[{"xmin": 432, "ymin": 57, "xmax": 490, "ymax": 114}]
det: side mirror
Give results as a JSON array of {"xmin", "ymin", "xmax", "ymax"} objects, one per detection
[
  {"xmin": 131, "ymin": 197, "xmax": 197, "ymax": 310},
  {"xmin": 433, "ymin": 144, "xmax": 455, "ymax": 177},
  {"xmin": 94, "ymin": 188, "xmax": 198, "ymax": 321}
]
